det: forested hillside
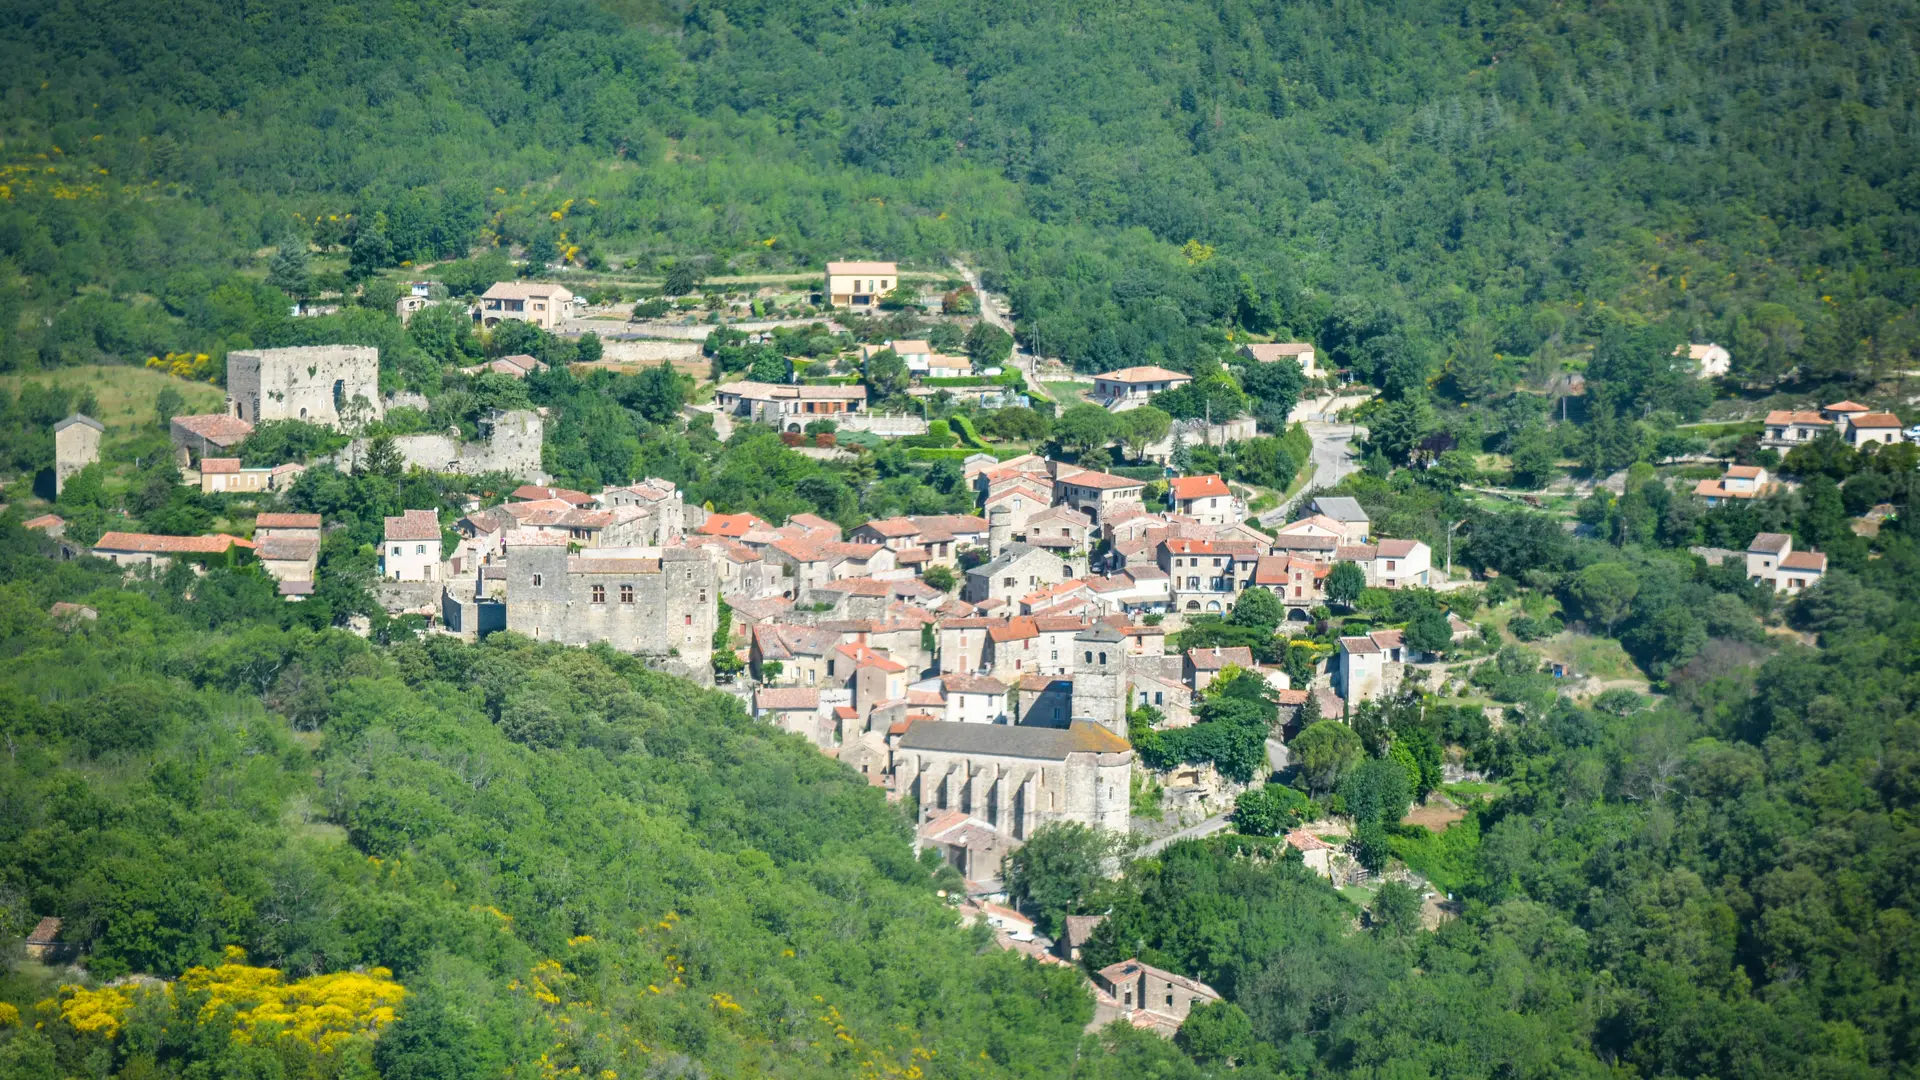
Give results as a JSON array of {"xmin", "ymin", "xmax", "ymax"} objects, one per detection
[{"xmin": 3, "ymin": 0, "xmax": 1917, "ymax": 380}]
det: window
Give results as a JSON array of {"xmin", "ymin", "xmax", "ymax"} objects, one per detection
[
  {"xmin": 621, "ymin": 584, "xmax": 634, "ymax": 603},
  {"xmin": 591, "ymin": 585, "xmax": 605, "ymax": 603},
  {"xmin": 392, "ymin": 545, "xmax": 402, "ymax": 556},
  {"xmin": 1165, "ymin": 993, "xmax": 1174, "ymax": 1007},
  {"xmin": 416, "ymin": 544, "xmax": 426, "ymax": 555},
  {"xmin": 806, "ymin": 669, "xmax": 815, "ymax": 685},
  {"xmin": 1083, "ymin": 651, "xmax": 1093, "ymax": 663},
  {"xmin": 531, "ymin": 573, "xmax": 543, "ymax": 586},
  {"xmin": 1386, "ymin": 560, "xmax": 1397, "ymax": 571},
  {"xmin": 827, "ymin": 660, "xmax": 836, "ymax": 677},
  {"xmin": 1154, "ymin": 691, "xmax": 1163, "ymax": 705},
  {"xmin": 1213, "ymin": 558, "xmax": 1222, "ymax": 567},
  {"xmin": 684, "ymin": 614, "xmax": 693, "ymax": 626}
]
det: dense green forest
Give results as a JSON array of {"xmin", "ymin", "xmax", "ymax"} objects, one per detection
[{"xmin": 3, "ymin": 0, "xmax": 1917, "ymax": 384}]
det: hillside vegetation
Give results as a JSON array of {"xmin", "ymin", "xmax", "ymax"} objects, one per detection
[{"xmin": 2, "ymin": 0, "xmax": 1916, "ymax": 385}]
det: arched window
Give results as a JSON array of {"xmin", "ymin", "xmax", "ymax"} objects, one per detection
[
  {"xmin": 1098, "ymin": 652, "xmax": 1107, "ymax": 664},
  {"xmin": 1083, "ymin": 651, "xmax": 1092, "ymax": 663}
]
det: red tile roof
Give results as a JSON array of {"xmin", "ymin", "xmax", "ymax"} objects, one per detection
[
  {"xmin": 699, "ymin": 512, "xmax": 771, "ymax": 538},
  {"xmin": 94, "ymin": 531, "xmax": 243, "ymax": 554},
  {"xmin": 755, "ymin": 687, "xmax": 821, "ymax": 710},
  {"xmin": 1093, "ymin": 366, "xmax": 1191, "ymax": 384},
  {"xmin": 384, "ymin": 509, "xmax": 442, "ymax": 542},
  {"xmin": 200, "ymin": 457, "xmax": 242, "ymax": 474},
  {"xmin": 255, "ymin": 513, "xmax": 322, "ymax": 529},
  {"xmin": 1168, "ymin": 474, "xmax": 1230, "ymax": 500},
  {"xmin": 171, "ymin": 414, "xmax": 255, "ymax": 443},
  {"xmin": 1059, "ymin": 470, "xmax": 1146, "ymax": 491}
]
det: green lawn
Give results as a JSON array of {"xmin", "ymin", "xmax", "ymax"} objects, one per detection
[
  {"xmin": 1, "ymin": 364, "xmax": 226, "ymax": 434},
  {"xmin": 1043, "ymin": 380, "xmax": 1091, "ymax": 406}
]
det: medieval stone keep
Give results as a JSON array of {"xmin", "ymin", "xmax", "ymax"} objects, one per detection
[
  {"xmin": 225, "ymin": 345, "xmax": 383, "ymax": 428},
  {"xmin": 504, "ymin": 543, "xmax": 718, "ymax": 672}
]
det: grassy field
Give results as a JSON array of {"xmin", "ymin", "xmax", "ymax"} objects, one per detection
[
  {"xmin": 1539, "ymin": 630, "xmax": 1645, "ymax": 683},
  {"xmin": 1043, "ymin": 380, "xmax": 1090, "ymax": 406},
  {"xmin": 1, "ymin": 364, "xmax": 225, "ymax": 434}
]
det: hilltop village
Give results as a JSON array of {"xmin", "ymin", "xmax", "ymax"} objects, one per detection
[{"xmin": 14, "ymin": 255, "xmax": 1914, "ymax": 1041}]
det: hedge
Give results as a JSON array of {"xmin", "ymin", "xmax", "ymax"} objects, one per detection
[{"xmin": 1111, "ymin": 465, "xmax": 1167, "ymax": 482}]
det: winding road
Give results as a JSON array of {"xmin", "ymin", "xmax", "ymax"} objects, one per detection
[{"xmin": 1135, "ymin": 813, "xmax": 1233, "ymax": 857}]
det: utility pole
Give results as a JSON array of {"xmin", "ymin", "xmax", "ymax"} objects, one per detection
[{"xmin": 1445, "ymin": 518, "xmax": 1466, "ymax": 579}]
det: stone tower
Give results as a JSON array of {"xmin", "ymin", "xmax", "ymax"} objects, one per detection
[
  {"xmin": 225, "ymin": 345, "xmax": 382, "ymax": 429},
  {"xmin": 52, "ymin": 414, "xmax": 104, "ymax": 497},
  {"xmin": 1070, "ymin": 623, "xmax": 1129, "ymax": 736},
  {"xmin": 988, "ymin": 504, "xmax": 1012, "ymax": 558}
]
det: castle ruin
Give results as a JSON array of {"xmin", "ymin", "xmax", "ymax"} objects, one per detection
[{"xmin": 226, "ymin": 345, "xmax": 382, "ymax": 429}]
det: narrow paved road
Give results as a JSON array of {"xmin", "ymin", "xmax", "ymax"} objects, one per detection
[
  {"xmin": 1260, "ymin": 420, "xmax": 1366, "ymax": 526},
  {"xmin": 949, "ymin": 257, "xmax": 1038, "ymax": 387},
  {"xmin": 1136, "ymin": 813, "xmax": 1232, "ymax": 857}
]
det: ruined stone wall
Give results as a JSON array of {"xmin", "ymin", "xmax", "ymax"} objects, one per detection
[
  {"xmin": 347, "ymin": 409, "xmax": 546, "ymax": 481},
  {"xmin": 226, "ymin": 346, "xmax": 382, "ymax": 428}
]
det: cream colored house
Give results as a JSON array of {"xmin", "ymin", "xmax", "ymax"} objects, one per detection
[
  {"xmin": 477, "ymin": 282, "xmax": 576, "ymax": 330},
  {"xmin": 1238, "ymin": 342, "xmax": 1319, "ymax": 377},
  {"xmin": 825, "ymin": 261, "xmax": 898, "ymax": 308}
]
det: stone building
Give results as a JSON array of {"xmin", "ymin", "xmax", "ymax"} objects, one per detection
[
  {"xmin": 345, "ymin": 409, "xmax": 545, "ymax": 480},
  {"xmin": 964, "ymin": 543, "xmax": 1082, "ymax": 605},
  {"xmin": 170, "ymin": 414, "xmax": 254, "ymax": 464},
  {"xmin": 52, "ymin": 413, "xmax": 103, "ymax": 497},
  {"xmin": 506, "ymin": 543, "xmax": 717, "ymax": 671},
  {"xmin": 1093, "ymin": 959, "xmax": 1223, "ymax": 1036},
  {"xmin": 893, "ymin": 720, "xmax": 1133, "ymax": 839},
  {"xmin": 225, "ymin": 345, "xmax": 383, "ymax": 428}
]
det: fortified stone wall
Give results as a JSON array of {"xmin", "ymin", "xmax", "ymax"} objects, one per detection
[{"xmin": 226, "ymin": 345, "xmax": 383, "ymax": 428}]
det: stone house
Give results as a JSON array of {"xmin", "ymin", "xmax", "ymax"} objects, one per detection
[
  {"xmin": 226, "ymin": 345, "xmax": 382, "ymax": 428},
  {"xmin": 1185, "ymin": 646, "xmax": 1255, "ymax": 693},
  {"xmin": 1676, "ymin": 343, "xmax": 1731, "ymax": 379},
  {"xmin": 892, "ymin": 719, "xmax": 1134, "ymax": 838},
  {"xmin": 256, "ymin": 536, "xmax": 319, "ymax": 589},
  {"xmin": 751, "ymin": 623, "xmax": 842, "ymax": 687},
  {"xmin": 824, "ymin": 260, "xmax": 898, "ymax": 309},
  {"xmin": 1093, "ymin": 959, "xmax": 1223, "ymax": 1036},
  {"xmin": 477, "ymin": 281, "xmax": 575, "ymax": 330},
  {"xmin": 52, "ymin": 413, "xmax": 103, "ymax": 497},
  {"xmin": 964, "ymin": 543, "xmax": 1080, "ymax": 605},
  {"xmin": 1013, "ymin": 673, "xmax": 1077, "ymax": 727},
  {"xmin": 1159, "ymin": 538, "xmax": 1259, "ymax": 615},
  {"xmin": 594, "ymin": 479, "xmax": 686, "ymax": 544},
  {"xmin": 382, "ymin": 509, "xmax": 443, "ymax": 582},
  {"xmin": 1090, "ymin": 366, "xmax": 1191, "ymax": 411},
  {"xmin": 25, "ymin": 917, "xmax": 76, "ymax": 963},
  {"xmin": 754, "ymin": 687, "xmax": 827, "ymax": 745},
  {"xmin": 919, "ymin": 810, "xmax": 1018, "ymax": 885},
  {"xmin": 92, "ymin": 531, "xmax": 248, "ymax": 571},
  {"xmin": 1336, "ymin": 633, "xmax": 1400, "ymax": 702},
  {"xmin": 171, "ymin": 413, "xmax": 254, "ymax": 463},
  {"xmin": 505, "ymin": 545, "xmax": 717, "ymax": 670},
  {"xmin": 1254, "ymin": 554, "xmax": 1328, "ymax": 612},
  {"xmin": 1054, "ymin": 470, "xmax": 1147, "ymax": 524},
  {"xmin": 1133, "ymin": 675, "xmax": 1194, "ymax": 726}
]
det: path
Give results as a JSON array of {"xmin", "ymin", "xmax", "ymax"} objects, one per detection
[
  {"xmin": 949, "ymin": 258, "xmax": 1039, "ymax": 388},
  {"xmin": 1260, "ymin": 420, "xmax": 1366, "ymax": 526},
  {"xmin": 1135, "ymin": 813, "xmax": 1231, "ymax": 857}
]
